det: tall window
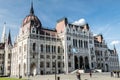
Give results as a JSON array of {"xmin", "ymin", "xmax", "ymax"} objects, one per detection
[
  {"xmin": 32, "ymin": 27, "xmax": 35, "ymax": 33},
  {"xmin": 84, "ymin": 41, "xmax": 88, "ymax": 48},
  {"xmin": 46, "ymin": 45, "xmax": 50, "ymax": 53},
  {"xmin": 81, "ymin": 40, "xmax": 83, "ymax": 48},
  {"xmin": 58, "ymin": 62, "xmax": 61, "ymax": 68},
  {"xmin": 79, "ymin": 40, "xmax": 80, "ymax": 48},
  {"xmin": 76, "ymin": 40, "xmax": 77, "ymax": 47},
  {"xmin": 8, "ymin": 54, "xmax": 11, "ymax": 59},
  {"xmin": 54, "ymin": 46, "xmax": 56, "ymax": 53},
  {"xmin": 58, "ymin": 46, "xmax": 60, "ymax": 53},
  {"xmin": 41, "ymin": 44, "xmax": 43, "ymax": 52},
  {"xmin": 46, "ymin": 45, "xmax": 48, "ymax": 52},
  {"xmin": 33, "ymin": 43, "xmax": 36, "ymax": 51},
  {"xmin": 52, "ymin": 45, "xmax": 54, "ymax": 52},
  {"xmin": 40, "ymin": 62, "xmax": 44, "ymax": 67},
  {"xmin": 46, "ymin": 62, "xmax": 50, "ymax": 68},
  {"xmin": 73, "ymin": 39, "xmax": 77, "ymax": 47},
  {"xmin": 68, "ymin": 62, "xmax": 71, "ymax": 67},
  {"xmin": 48, "ymin": 45, "xmax": 50, "ymax": 52},
  {"xmin": 73, "ymin": 39, "xmax": 75, "ymax": 47}
]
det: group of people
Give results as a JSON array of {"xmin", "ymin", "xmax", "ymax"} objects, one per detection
[
  {"xmin": 111, "ymin": 71, "xmax": 120, "ymax": 78},
  {"xmin": 76, "ymin": 70, "xmax": 92, "ymax": 80}
]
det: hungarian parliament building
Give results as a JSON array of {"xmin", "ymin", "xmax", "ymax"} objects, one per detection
[{"xmin": 0, "ymin": 3, "xmax": 119, "ymax": 77}]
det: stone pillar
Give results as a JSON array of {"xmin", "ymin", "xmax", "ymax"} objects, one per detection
[
  {"xmin": 27, "ymin": 39, "xmax": 30, "ymax": 76},
  {"xmin": 73, "ymin": 54, "xmax": 75, "ymax": 70},
  {"xmin": 37, "ymin": 43, "xmax": 40, "ymax": 75}
]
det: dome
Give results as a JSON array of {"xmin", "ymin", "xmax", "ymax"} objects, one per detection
[
  {"xmin": 22, "ymin": 14, "xmax": 42, "ymax": 27},
  {"xmin": 22, "ymin": 2, "xmax": 42, "ymax": 27}
]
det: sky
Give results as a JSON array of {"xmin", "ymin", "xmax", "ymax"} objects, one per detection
[{"xmin": 0, "ymin": 0, "xmax": 120, "ymax": 58}]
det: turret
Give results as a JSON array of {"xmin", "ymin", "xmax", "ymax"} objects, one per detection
[{"xmin": 7, "ymin": 30, "xmax": 12, "ymax": 46}]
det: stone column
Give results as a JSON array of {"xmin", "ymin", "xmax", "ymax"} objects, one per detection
[
  {"xmin": 27, "ymin": 39, "xmax": 30, "ymax": 76},
  {"xmin": 73, "ymin": 54, "xmax": 75, "ymax": 70},
  {"xmin": 37, "ymin": 42, "xmax": 40, "ymax": 75}
]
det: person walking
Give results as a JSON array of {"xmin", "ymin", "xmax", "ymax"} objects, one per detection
[
  {"xmin": 111, "ymin": 71, "xmax": 113, "ymax": 77},
  {"xmin": 89, "ymin": 70, "xmax": 92, "ymax": 77}
]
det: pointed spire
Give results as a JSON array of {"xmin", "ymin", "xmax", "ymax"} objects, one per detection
[
  {"xmin": 114, "ymin": 45, "xmax": 117, "ymax": 54},
  {"xmin": 7, "ymin": 30, "xmax": 12, "ymax": 45},
  {"xmin": 1, "ymin": 22, "xmax": 6, "ymax": 43},
  {"xmin": 30, "ymin": 1, "xmax": 34, "ymax": 15}
]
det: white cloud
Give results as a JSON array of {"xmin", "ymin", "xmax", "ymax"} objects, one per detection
[
  {"xmin": 93, "ymin": 33, "xmax": 97, "ymax": 36},
  {"xmin": 110, "ymin": 40, "xmax": 120, "ymax": 45},
  {"xmin": 72, "ymin": 18, "xmax": 86, "ymax": 26}
]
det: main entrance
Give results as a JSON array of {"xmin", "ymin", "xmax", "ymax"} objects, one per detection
[
  {"xmin": 74, "ymin": 56, "xmax": 78, "ymax": 69},
  {"xmin": 74, "ymin": 56, "xmax": 90, "ymax": 70},
  {"xmin": 85, "ymin": 56, "xmax": 89, "ymax": 69},
  {"xmin": 79, "ymin": 56, "xmax": 84, "ymax": 69}
]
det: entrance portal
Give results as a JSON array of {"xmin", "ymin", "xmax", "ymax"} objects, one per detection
[
  {"xmin": 79, "ymin": 56, "xmax": 84, "ymax": 69},
  {"xmin": 74, "ymin": 56, "xmax": 78, "ymax": 69},
  {"xmin": 85, "ymin": 56, "xmax": 89, "ymax": 69},
  {"xmin": 30, "ymin": 63, "xmax": 36, "ymax": 76},
  {"xmin": 105, "ymin": 64, "xmax": 109, "ymax": 72}
]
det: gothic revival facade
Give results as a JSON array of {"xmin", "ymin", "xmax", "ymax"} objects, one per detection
[
  {"xmin": 0, "ymin": 23, "xmax": 12, "ymax": 76},
  {"xmin": 0, "ymin": 3, "xmax": 119, "ymax": 76}
]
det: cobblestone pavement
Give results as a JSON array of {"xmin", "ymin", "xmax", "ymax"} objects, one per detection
[{"xmin": 24, "ymin": 72, "xmax": 120, "ymax": 80}]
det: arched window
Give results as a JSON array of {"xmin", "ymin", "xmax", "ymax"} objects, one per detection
[
  {"xmin": 32, "ymin": 27, "xmax": 35, "ymax": 33},
  {"xmin": 33, "ymin": 43, "xmax": 36, "ymax": 51},
  {"xmin": 58, "ymin": 46, "xmax": 60, "ymax": 53},
  {"xmin": 52, "ymin": 45, "xmax": 54, "ymax": 52},
  {"xmin": 41, "ymin": 44, "xmax": 43, "ymax": 52},
  {"xmin": 79, "ymin": 40, "xmax": 80, "ymax": 47}
]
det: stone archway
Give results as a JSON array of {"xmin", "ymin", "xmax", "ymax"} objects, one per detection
[
  {"xmin": 30, "ymin": 63, "xmax": 36, "ymax": 76},
  {"xmin": 85, "ymin": 56, "xmax": 89, "ymax": 69},
  {"xmin": 74, "ymin": 56, "xmax": 78, "ymax": 69},
  {"xmin": 105, "ymin": 64, "xmax": 109, "ymax": 72},
  {"xmin": 79, "ymin": 56, "xmax": 84, "ymax": 69}
]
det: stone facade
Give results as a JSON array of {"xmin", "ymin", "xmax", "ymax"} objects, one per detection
[
  {"xmin": 0, "ymin": 3, "xmax": 119, "ymax": 77},
  {"xmin": 108, "ymin": 48, "xmax": 119, "ymax": 72},
  {"xmin": 0, "ymin": 30, "xmax": 12, "ymax": 76}
]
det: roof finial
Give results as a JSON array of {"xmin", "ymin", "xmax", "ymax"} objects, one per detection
[{"xmin": 30, "ymin": 1, "xmax": 34, "ymax": 15}]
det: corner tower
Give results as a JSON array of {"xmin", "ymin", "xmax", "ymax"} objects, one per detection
[{"xmin": 20, "ymin": 2, "xmax": 42, "ymax": 35}]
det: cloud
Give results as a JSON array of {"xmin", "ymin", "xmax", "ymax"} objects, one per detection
[
  {"xmin": 72, "ymin": 18, "xmax": 86, "ymax": 26},
  {"xmin": 110, "ymin": 40, "xmax": 120, "ymax": 45},
  {"xmin": 93, "ymin": 33, "xmax": 97, "ymax": 36}
]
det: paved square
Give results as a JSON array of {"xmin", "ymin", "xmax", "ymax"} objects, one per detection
[{"xmin": 25, "ymin": 72, "xmax": 120, "ymax": 80}]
